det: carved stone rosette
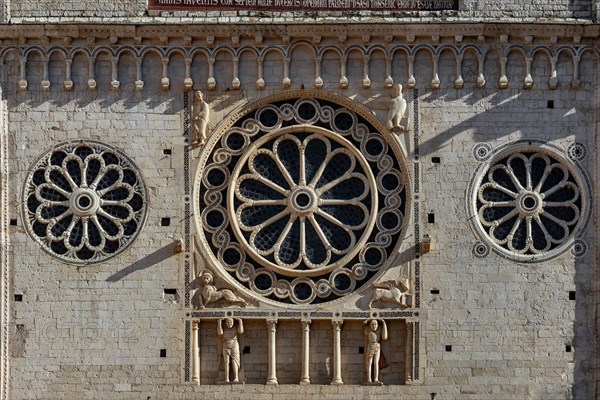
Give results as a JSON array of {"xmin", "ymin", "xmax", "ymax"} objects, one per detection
[
  {"xmin": 22, "ymin": 140, "xmax": 148, "ymax": 264},
  {"xmin": 195, "ymin": 92, "xmax": 409, "ymax": 306},
  {"xmin": 469, "ymin": 143, "xmax": 590, "ymax": 262}
]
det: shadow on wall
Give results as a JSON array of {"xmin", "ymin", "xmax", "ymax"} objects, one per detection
[{"xmin": 105, "ymin": 241, "xmax": 180, "ymax": 282}]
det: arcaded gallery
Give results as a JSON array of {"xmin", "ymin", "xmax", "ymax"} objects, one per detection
[{"xmin": 0, "ymin": 0, "xmax": 598, "ymax": 398}]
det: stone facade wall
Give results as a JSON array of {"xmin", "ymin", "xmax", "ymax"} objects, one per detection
[
  {"xmin": 6, "ymin": 0, "xmax": 595, "ymax": 23},
  {"xmin": 1, "ymin": 21, "xmax": 598, "ymax": 400}
]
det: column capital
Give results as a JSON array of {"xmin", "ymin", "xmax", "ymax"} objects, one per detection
[
  {"xmin": 266, "ymin": 318, "xmax": 278, "ymax": 329},
  {"xmin": 331, "ymin": 319, "xmax": 344, "ymax": 329}
]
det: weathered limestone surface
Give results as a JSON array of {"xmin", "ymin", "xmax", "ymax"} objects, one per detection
[
  {"xmin": 0, "ymin": 14, "xmax": 598, "ymax": 400},
  {"xmin": 6, "ymin": 0, "xmax": 596, "ymax": 23}
]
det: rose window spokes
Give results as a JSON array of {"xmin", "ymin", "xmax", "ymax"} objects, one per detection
[
  {"xmin": 23, "ymin": 141, "xmax": 147, "ymax": 264},
  {"xmin": 477, "ymin": 151, "xmax": 582, "ymax": 255},
  {"xmin": 233, "ymin": 132, "xmax": 373, "ymax": 275},
  {"xmin": 198, "ymin": 97, "xmax": 408, "ymax": 305}
]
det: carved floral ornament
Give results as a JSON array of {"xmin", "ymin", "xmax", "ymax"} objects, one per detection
[
  {"xmin": 22, "ymin": 140, "xmax": 148, "ymax": 264},
  {"xmin": 195, "ymin": 94, "xmax": 409, "ymax": 306},
  {"xmin": 469, "ymin": 143, "xmax": 590, "ymax": 262}
]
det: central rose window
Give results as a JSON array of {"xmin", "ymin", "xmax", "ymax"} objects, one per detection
[
  {"xmin": 196, "ymin": 96, "xmax": 408, "ymax": 305},
  {"xmin": 230, "ymin": 127, "xmax": 377, "ymax": 277}
]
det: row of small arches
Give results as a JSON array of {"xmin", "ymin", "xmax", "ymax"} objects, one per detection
[{"xmin": 2, "ymin": 43, "xmax": 597, "ymax": 92}]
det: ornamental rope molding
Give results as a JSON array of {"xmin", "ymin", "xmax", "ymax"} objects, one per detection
[
  {"xmin": 195, "ymin": 95, "xmax": 409, "ymax": 306},
  {"xmin": 469, "ymin": 144, "xmax": 589, "ymax": 262},
  {"xmin": 22, "ymin": 140, "xmax": 148, "ymax": 264}
]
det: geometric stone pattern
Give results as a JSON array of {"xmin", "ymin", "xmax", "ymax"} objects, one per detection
[
  {"xmin": 22, "ymin": 140, "xmax": 148, "ymax": 264},
  {"xmin": 195, "ymin": 95, "xmax": 408, "ymax": 305},
  {"xmin": 470, "ymin": 145, "xmax": 589, "ymax": 263}
]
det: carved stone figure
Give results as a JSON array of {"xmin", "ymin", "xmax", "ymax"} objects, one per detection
[
  {"xmin": 368, "ymin": 278, "xmax": 410, "ymax": 309},
  {"xmin": 363, "ymin": 319, "xmax": 388, "ymax": 385},
  {"xmin": 218, "ymin": 318, "xmax": 244, "ymax": 383},
  {"xmin": 191, "ymin": 270, "xmax": 247, "ymax": 309},
  {"xmin": 387, "ymin": 83, "xmax": 408, "ymax": 131},
  {"xmin": 192, "ymin": 90, "xmax": 210, "ymax": 146}
]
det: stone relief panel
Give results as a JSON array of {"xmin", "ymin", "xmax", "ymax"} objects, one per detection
[
  {"xmin": 191, "ymin": 270, "xmax": 249, "ymax": 309},
  {"xmin": 21, "ymin": 140, "xmax": 148, "ymax": 264},
  {"xmin": 194, "ymin": 92, "xmax": 410, "ymax": 306},
  {"xmin": 468, "ymin": 141, "xmax": 591, "ymax": 263}
]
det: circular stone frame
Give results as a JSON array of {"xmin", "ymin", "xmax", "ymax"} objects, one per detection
[
  {"xmin": 22, "ymin": 140, "xmax": 149, "ymax": 265},
  {"xmin": 194, "ymin": 91, "xmax": 411, "ymax": 306},
  {"xmin": 467, "ymin": 142, "xmax": 591, "ymax": 263}
]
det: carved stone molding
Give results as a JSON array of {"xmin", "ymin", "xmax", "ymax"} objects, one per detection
[{"xmin": 1, "ymin": 31, "xmax": 597, "ymax": 93}]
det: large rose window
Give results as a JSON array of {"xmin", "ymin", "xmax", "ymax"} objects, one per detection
[
  {"xmin": 196, "ymin": 96, "xmax": 408, "ymax": 305},
  {"xmin": 231, "ymin": 128, "xmax": 376, "ymax": 277},
  {"xmin": 22, "ymin": 141, "xmax": 148, "ymax": 264},
  {"xmin": 472, "ymin": 147, "xmax": 588, "ymax": 262}
]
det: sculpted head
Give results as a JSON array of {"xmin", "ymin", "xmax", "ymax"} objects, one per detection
[
  {"xmin": 225, "ymin": 318, "xmax": 234, "ymax": 328},
  {"xmin": 370, "ymin": 319, "xmax": 378, "ymax": 331},
  {"xmin": 200, "ymin": 270, "xmax": 214, "ymax": 285},
  {"xmin": 395, "ymin": 84, "xmax": 403, "ymax": 96},
  {"xmin": 195, "ymin": 90, "xmax": 204, "ymax": 101}
]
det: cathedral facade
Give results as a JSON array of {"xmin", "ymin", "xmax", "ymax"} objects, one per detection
[{"xmin": 0, "ymin": 1, "xmax": 598, "ymax": 398}]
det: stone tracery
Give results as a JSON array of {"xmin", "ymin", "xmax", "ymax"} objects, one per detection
[
  {"xmin": 473, "ymin": 148, "xmax": 587, "ymax": 261},
  {"xmin": 22, "ymin": 140, "xmax": 148, "ymax": 264},
  {"xmin": 196, "ymin": 95, "xmax": 408, "ymax": 305}
]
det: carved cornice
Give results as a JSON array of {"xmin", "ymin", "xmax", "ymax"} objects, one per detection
[{"xmin": 0, "ymin": 23, "xmax": 599, "ymax": 47}]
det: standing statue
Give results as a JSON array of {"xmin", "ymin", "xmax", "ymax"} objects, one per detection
[
  {"xmin": 217, "ymin": 318, "xmax": 244, "ymax": 383},
  {"xmin": 192, "ymin": 90, "xmax": 210, "ymax": 146},
  {"xmin": 363, "ymin": 319, "xmax": 388, "ymax": 385},
  {"xmin": 387, "ymin": 83, "xmax": 408, "ymax": 131},
  {"xmin": 191, "ymin": 270, "xmax": 248, "ymax": 309}
]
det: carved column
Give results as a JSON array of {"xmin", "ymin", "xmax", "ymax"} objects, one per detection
[
  {"xmin": 64, "ymin": 59, "xmax": 73, "ymax": 91},
  {"xmin": 499, "ymin": 56, "xmax": 508, "ymax": 89},
  {"xmin": 41, "ymin": 57, "xmax": 50, "ymax": 91},
  {"xmin": 523, "ymin": 57, "xmax": 533, "ymax": 89},
  {"xmin": 362, "ymin": 55, "xmax": 371, "ymax": 88},
  {"xmin": 184, "ymin": 58, "xmax": 193, "ymax": 91},
  {"xmin": 207, "ymin": 57, "xmax": 216, "ymax": 90},
  {"xmin": 256, "ymin": 57, "xmax": 265, "ymax": 90},
  {"xmin": 404, "ymin": 320, "xmax": 413, "ymax": 383},
  {"xmin": 266, "ymin": 319, "xmax": 278, "ymax": 385},
  {"xmin": 232, "ymin": 57, "xmax": 240, "ymax": 90},
  {"xmin": 404, "ymin": 319, "xmax": 420, "ymax": 384},
  {"xmin": 407, "ymin": 55, "xmax": 416, "ymax": 88},
  {"xmin": 110, "ymin": 57, "xmax": 119, "ymax": 90},
  {"xmin": 18, "ymin": 56, "xmax": 27, "ymax": 90},
  {"xmin": 331, "ymin": 320, "xmax": 343, "ymax": 385},
  {"xmin": 134, "ymin": 57, "xmax": 144, "ymax": 91},
  {"xmin": 477, "ymin": 55, "xmax": 486, "ymax": 88},
  {"xmin": 431, "ymin": 56, "xmax": 440, "ymax": 89},
  {"xmin": 339, "ymin": 55, "xmax": 348, "ymax": 89},
  {"xmin": 191, "ymin": 321, "xmax": 200, "ymax": 384},
  {"xmin": 300, "ymin": 319, "xmax": 311, "ymax": 384},
  {"xmin": 87, "ymin": 58, "xmax": 97, "ymax": 90},
  {"xmin": 282, "ymin": 57, "xmax": 291, "ymax": 89},
  {"xmin": 160, "ymin": 58, "xmax": 170, "ymax": 90}
]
